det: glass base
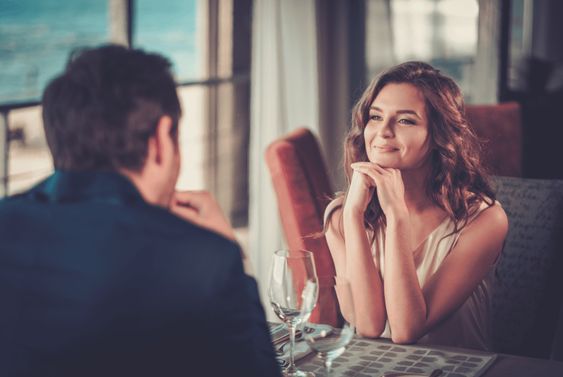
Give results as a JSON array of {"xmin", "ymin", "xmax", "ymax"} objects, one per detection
[{"xmin": 282, "ymin": 369, "xmax": 315, "ymax": 377}]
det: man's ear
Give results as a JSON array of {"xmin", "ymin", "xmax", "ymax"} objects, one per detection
[{"xmin": 150, "ymin": 115, "xmax": 175, "ymax": 166}]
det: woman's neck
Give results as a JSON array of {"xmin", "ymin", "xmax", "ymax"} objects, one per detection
[{"xmin": 401, "ymin": 167, "xmax": 436, "ymax": 215}]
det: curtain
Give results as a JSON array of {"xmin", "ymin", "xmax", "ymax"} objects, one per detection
[
  {"xmin": 473, "ymin": 0, "xmax": 502, "ymax": 104},
  {"xmin": 249, "ymin": 0, "xmax": 320, "ymax": 319}
]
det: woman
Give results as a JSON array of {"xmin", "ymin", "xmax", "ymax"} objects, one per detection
[{"xmin": 325, "ymin": 61, "xmax": 508, "ymax": 350}]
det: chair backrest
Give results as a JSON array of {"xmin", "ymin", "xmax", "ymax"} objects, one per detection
[
  {"xmin": 492, "ymin": 176, "xmax": 563, "ymax": 359},
  {"xmin": 265, "ymin": 128, "xmax": 339, "ymax": 325},
  {"xmin": 466, "ymin": 102, "xmax": 523, "ymax": 177}
]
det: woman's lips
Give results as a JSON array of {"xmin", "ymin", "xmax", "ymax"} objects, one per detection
[{"xmin": 374, "ymin": 145, "xmax": 399, "ymax": 152}]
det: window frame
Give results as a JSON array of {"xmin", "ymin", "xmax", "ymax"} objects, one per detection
[{"xmin": 0, "ymin": 0, "xmax": 252, "ymax": 227}]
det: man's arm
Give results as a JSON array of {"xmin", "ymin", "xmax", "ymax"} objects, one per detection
[{"xmin": 212, "ymin": 245, "xmax": 281, "ymax": 377}]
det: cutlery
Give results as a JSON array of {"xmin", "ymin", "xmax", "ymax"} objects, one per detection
[
  {"xmin": 272, "ymin": 326, "xmax": 314, "ymax": 346},
  {"xmin": 274, "ymin": 326, "xmax": 316, "ymax": 355}
]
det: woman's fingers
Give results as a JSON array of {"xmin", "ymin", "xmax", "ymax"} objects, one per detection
[
  {"xmin": 351, "ymin": 162, "xmax": 393, "ymax": 175},
  {"xmin": 352, "ymin": 166, "xmax": 379, "ymax": 185},
  {"xmin": 350, "ymin": 162, "xmax": 407, "ymax": 218},
  {"xmin": 351, "ymin": 163, "xmax": 387, "ymax": 186},
  {"xmin": 371, "ymin": 163, "xmax": 389, "ymax": 175}
]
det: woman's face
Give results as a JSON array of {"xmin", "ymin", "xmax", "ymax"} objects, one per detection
[{"xmin": 363, "ymin": 82, "xmax": 431, "ymax": 171}]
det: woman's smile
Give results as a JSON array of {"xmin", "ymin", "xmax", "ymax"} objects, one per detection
[{"xmin": 373, "ymin": 144, "xmax": 400, "ymax": 152}]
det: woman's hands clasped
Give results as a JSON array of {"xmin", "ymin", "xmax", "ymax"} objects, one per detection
[{"xmin": 348, "ymin": 162, "xmax": 408, "ymax": 220}]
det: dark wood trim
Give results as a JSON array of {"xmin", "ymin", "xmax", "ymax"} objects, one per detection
[
  {"xmin": 348, "ymin": 0, "xmax": 366, "ymax": 106},
  {"xmin": 498, "ymin": 0, "xmax": 512, "ymax": 102},
  {"xmin": 126, "ymin": 0, "xmax": 133, "ymax": 47},
  {"xmin": 0, "ymin": 100, "xmax": 40, "ymax": 113}
]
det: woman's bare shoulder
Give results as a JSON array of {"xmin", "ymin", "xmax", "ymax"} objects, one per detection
[
  {"xmin": 324, "ymin": 195, "xmax": 345, "ymax": 224},
  {"xmin": 474, "ymin": 200, "xmax": 508, "ymax": 229},
  {"xmin": 481, "ymin": 201, "xmax": 508, "ymax": 233},
  {"xmin": 324, "ymin": 196, "xmax": 347, "ymax": 251},
  {"xmin": 457, "ymin": 201, "xmax": 508, "ymax": 262}
]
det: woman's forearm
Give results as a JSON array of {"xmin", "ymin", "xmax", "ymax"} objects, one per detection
[
  {"xmin": 383, "ymin": 215, "xmax": 427, "ymax": 343},
  {"xmin": 342, "ymin": 207, "xmax": 386, "ymax": 337}
]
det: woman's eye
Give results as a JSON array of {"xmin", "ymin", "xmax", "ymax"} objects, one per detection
[
  {"xmin": 369, "ymin": 114, "xmax": 382, "ymax": 121},
  {"xmin": 399, "ymin": 118, "xmax": 416, "ymax": 125}
]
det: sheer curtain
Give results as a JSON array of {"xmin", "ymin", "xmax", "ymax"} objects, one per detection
[
  {"xmin": 248, "ymin": 0, "xmax": 320, "ymax": 318},
  {"xmin": 473, "ymin": 0, "xmax": 502, "ymax": 103}
]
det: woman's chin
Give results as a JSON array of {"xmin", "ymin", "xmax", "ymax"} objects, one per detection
[{"xmin": 369, "ymin": 157, "xmax": 400, "ymax": 169}]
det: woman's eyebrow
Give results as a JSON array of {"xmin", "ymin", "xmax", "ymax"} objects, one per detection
[
  {"xmin": 396, "ymin": 109, "xmax": 422, "ymax": 119},
  {"xmin": 369, "ymin": 106, "xmax": 422, "ymax": 119}
]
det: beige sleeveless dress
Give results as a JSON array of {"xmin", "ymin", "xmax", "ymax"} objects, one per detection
[{"xmin": 372, "ymin": 201, "xmax": 498, "ymax": 351}]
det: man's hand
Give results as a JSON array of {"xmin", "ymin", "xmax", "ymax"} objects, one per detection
[{"xmin": 170, "ymin": 191, "xmax": 237, "ymax": 242}]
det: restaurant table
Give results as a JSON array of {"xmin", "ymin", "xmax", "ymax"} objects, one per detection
[{"xmin": 285, "ymin": 336, "xmax": 563, "ymax": 377}]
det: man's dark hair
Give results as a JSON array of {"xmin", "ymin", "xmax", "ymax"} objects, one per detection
[{"xmin": 42, "ymin": 44, "xmax": 181, "ymax": 171}]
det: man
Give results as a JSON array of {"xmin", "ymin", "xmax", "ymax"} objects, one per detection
[{"xmin": 0, "ymin": 45, "xmax": 280, "ymax": 376}]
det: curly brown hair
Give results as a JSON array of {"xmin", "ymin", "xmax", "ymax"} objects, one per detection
[{"xmin": 329, "ymin": 61, "xmax": 495, "ymax": 238}]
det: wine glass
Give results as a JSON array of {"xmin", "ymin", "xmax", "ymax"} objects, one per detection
[
  {"xmin": 304, "ymin": 276, "xmax": 355, "ymax": 376},
  {"xmin": 269, "ymin": 249, "xmax": 319, "ymax": 377}
]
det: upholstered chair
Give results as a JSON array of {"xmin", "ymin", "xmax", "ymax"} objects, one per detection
[{"xmin": 265, "ymin": 128, "xmax": 339, "ymax": 325}]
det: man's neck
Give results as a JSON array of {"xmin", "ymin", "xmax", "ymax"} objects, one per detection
[{"xmin": 119, "ymin": 169, "xmax": 168, "ymax": 208}]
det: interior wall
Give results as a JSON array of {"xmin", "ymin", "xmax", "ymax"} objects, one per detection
[{"xmin": 507, "ymin": 0, "xmax": 563, "ymax": 179}]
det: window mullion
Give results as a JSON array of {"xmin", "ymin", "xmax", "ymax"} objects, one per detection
[
  {"xmin": 206, "ymin": 0, "xmax": 220, "ymax": 193},
  {"xmin": 0, "ymin": 111, "xmax": 8, "ymax": 197},
  {"xmin": 109, "ymin": 0, "xmax": 133, "ymax": 47}
]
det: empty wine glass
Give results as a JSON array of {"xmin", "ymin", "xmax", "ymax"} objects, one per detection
[
  {"xmin": 304, "ymin": 276, "xmax": 355, "ymax": 377},
  {"xmin": 269, "ymin": 249, "xmax": 319, "ymax": 377}
]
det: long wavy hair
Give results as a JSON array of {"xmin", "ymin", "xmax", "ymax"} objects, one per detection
[{"xmin": 328, "ymin": 61, "xmax": 495, "ymax": 238}]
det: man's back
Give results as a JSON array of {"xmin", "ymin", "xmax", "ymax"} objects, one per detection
[{"xmin": 0, "ymin": 172, "xmax": 279, "ymax": 376}]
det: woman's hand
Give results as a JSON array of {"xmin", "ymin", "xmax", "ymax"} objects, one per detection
[
  {"xmin": 344, "ymin": 167, "xmax": 375, "ymax": 215},
  {"xmin": 350, "ymin": 162, "xmax": 408, "ymax": 221}
]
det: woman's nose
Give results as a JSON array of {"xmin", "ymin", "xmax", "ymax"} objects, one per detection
[{"xmin": 377, "ymin": 120, "xmax": 394, "ymax": 138}]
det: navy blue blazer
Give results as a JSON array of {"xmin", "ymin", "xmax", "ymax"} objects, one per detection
[{"xmin": 0, "ymin": 171, "xmax": 280, "ymax": 377}]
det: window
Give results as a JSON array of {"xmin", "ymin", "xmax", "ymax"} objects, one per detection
[
  {"xmin": 0, "ymin": 0, "xmax": 110, "ymax": 196},
  {"xmin": 0, "ymin": 0, "xmax": 109, "ymax": 104},
  {"xmin": 134, "ymin": 0, "xmax": 202, "ymax": 82},
  {"xmin": 0, "ymin": 0, "xmax": 251, "ymax": 226},
  {"xmin": 365, "ymin": 0, "xmax": 479, "ymax": 102}
]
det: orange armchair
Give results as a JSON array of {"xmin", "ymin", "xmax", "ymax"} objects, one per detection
[{"xmin": 265, "ymin": 128, "xmax": 340, "ymax": 325}]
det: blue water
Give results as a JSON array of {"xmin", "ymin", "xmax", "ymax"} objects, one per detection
[{"xmin": 0, "ymin": 0, "xmax": 199, "ymax": 105}]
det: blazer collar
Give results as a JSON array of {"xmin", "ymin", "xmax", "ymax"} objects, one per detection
[{"xmin": 28, "ymin": 170, "xmax": 145, "ymax": 205}]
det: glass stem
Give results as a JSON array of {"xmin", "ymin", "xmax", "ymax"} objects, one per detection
[
  {"xmin": 324, "ymin": 358, "xmax": 333, "ymax": 377},
  {"xmin": 288, "ymin": 322, "xmax": 297, "ymax": 369}
]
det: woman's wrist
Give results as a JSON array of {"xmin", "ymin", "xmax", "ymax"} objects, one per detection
[
  {"xmin": 343, "ymin": 204, "xmax": 365, "ymax": 220},
  {"xmin": 385, "ymin": 206, "xmax": 409, "ymax": 226}
]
